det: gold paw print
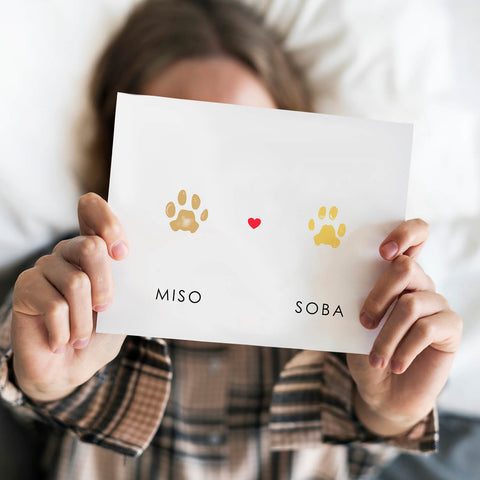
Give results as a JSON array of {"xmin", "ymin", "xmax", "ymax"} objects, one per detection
[
  {"xmin": 166, "ymin": 189, "xmax": 208, "ymax": 233},
  {"xmin": 308, "ymin": 206, "xmax": 346, "ymax": 248}
]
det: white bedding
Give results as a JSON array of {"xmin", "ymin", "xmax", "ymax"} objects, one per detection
[{"xmin": 1, "ymin": 0, "xmax": 478, "ymax": 415}]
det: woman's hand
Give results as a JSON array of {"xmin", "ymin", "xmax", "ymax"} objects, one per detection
[
  {"xmin": 11, "ymin": 193, "xmax": 129, "ymax": 402},
  {"xmin": 347, "ymin": 219, "xmax": 462, "ymax": 436}
]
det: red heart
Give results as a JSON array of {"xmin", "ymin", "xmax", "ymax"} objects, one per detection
[{"xmin": 248, "ymin": 218, "xmax": 261, "ymax": 229}]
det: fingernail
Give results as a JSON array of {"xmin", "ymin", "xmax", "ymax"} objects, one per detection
[
  {"xmin": 93, "ymin": 303, "xmax": 111, "ymax": 313},
  {"xmin": 369, "ymin": 351, "xmax": 384, "ymax": 369},
  {"xmin": 53, "ymin": 345, "xmax": 66, "ymax": 354},
  {"xmin": 380, "ymin": 241, "xmax": 398, "ymax": 260},
  {"xmin": 360, "ymin": 312, "xmax": 375, "ymax": 329},
  {"xmin": 111, "ymin": 241, "xmax": 128, "ymax": 260},
  {"xmin": 391, "ymin": 359, "xmax": 402, "ymax": 373},
  {"xmin": 73, "ymin": 337, "xmax": 89, "ymax": 349}
]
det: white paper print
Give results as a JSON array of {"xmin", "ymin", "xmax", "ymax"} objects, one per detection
[{"xmin": 97, "ymin": 93, "xmax": 412, "ymax": 354}]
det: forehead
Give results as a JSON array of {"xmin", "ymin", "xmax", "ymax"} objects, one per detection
[{"xmin": 142, "ymin": 57, "xmax": 276, "ymax": 109}]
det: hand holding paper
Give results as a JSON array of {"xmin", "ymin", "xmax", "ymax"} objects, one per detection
[
  {"xmin": 10, "ymin": 193, "xmax": 128, "ymax": 402},
  {"xmin": 348, "ymin": 219, "xmax": 462, "ymax": 436}
]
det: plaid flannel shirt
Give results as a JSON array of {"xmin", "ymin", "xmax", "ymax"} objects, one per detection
[{"xmin": 0, "ymin": 242, "xmax": 438, "ymax": 480}]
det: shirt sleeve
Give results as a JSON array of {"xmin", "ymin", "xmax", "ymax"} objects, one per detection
[
  {"xmin": 0, "ymin": 287, "xmax": 173, "ymax": 457},
  {"xmin": 268, "ymin": 350, "xmax": 438, "ymax": 470}
]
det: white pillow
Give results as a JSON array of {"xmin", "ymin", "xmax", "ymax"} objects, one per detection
[{"xmin": 0, "ymin": 1, "xmax": 141, "ymax": 267}]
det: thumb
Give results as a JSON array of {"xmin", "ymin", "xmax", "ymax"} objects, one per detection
[{"xmin": 77, "ymin": 193, "xmax": 129, "ymax": 261}]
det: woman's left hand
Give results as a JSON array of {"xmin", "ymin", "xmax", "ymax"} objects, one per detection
[{"xmin": 347, "ymin": 219, "xmax": 462, "ymax": 437}]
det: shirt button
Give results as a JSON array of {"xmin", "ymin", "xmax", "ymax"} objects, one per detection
[
  {"xmin": 208, "ymin": 357, "xmax": 222, "ymax": 373},
  {"xmin": 208, "ymin": 433, "xmax": 224, "ymax": 445}
]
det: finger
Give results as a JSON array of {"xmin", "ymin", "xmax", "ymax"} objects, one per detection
[
  {"xmin": 36, "ymin": 255, "xmax": 93, "ymax": 349},
  {"xmin": 53, "ymin": 236, "xmax": 114, "ymax": 312},
  {"xmin": 360, "ymin": 255, "xmax": 435, "ymax": 329},
  {"xmin": 368, "ymin": 291, "xmax": 449, "ymax": 369},
  {"xmin": 13, "ymin": 269, "xmax": 70, "ymax": 353},
  {"xmin": 389, "ymin": 311, "xmax": 463, "ymax": 374},
  {"xmin": 380, "ymin": 218, "xmax": 429, "ymax": 261},
  {"xmin": 77, "ymin": 192, "xmax": 129, "ymax": 260}
]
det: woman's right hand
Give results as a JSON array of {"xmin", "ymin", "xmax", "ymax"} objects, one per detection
[{"xmin": 11, "ymin": 193, "xmax": 129, "ymax": 402}]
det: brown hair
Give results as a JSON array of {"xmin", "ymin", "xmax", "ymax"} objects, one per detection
[{"xmin": 82, "ymin": 0, "xmax": 313, "ymax": 198}]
